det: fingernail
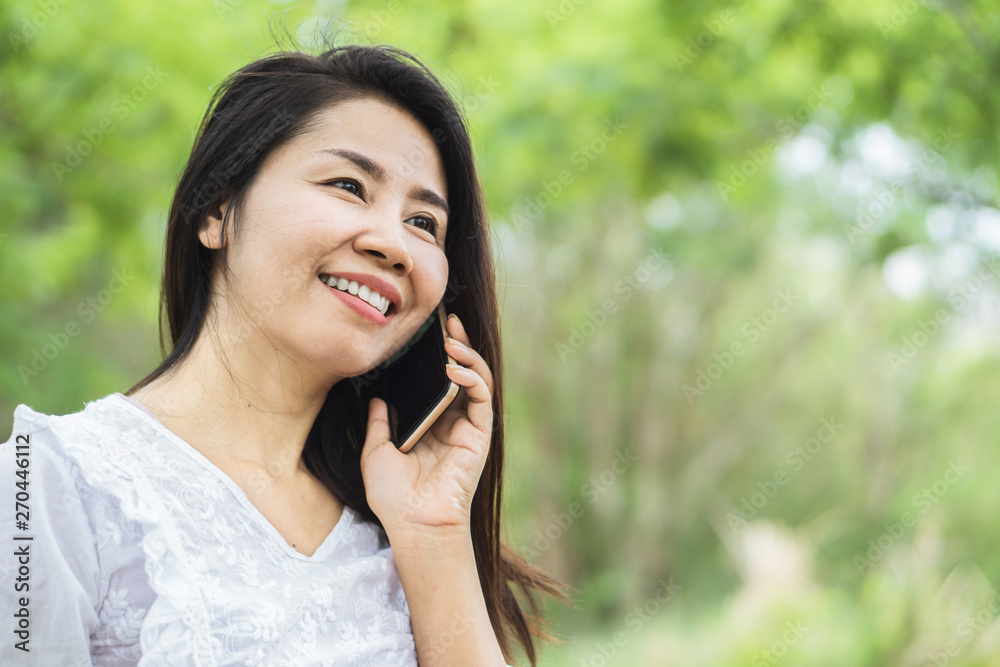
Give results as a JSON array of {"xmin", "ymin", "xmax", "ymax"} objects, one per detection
[{"xmin": 448, "ymin": 313, "xmax": 459, "ymax": 321}]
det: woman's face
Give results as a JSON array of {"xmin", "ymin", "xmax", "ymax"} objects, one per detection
[{"xmin": 203, "ymin": 97, "xmax": 450, "ymax": 382}]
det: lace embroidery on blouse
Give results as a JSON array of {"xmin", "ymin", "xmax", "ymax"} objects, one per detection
[{"xmin": 1, "ymin": 393, "xmax": 419, "ymax": 666}]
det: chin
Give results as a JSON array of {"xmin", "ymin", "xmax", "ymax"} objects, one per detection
[{"xmin": 307, "ymin": 342, "xmax": 390, "ymax": 382}]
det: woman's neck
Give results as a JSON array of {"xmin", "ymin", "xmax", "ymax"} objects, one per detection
[{"xmin": 130, "ymin": 326, "xmax": 335, "ymax": 480}]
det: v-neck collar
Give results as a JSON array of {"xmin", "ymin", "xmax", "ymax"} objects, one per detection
[{"xmin": 107, "ymin": 392, "xmax": 352, "ymax": 562}]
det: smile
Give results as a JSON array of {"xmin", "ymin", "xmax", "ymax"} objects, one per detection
[{"xmin": 320, "ymin": 274, "xmax": 391, "ymax": 316}]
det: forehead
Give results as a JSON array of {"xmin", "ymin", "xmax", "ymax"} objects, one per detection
[{"xmin": 278, "ymin": 97, "xmax": 447, "ymax": 194}]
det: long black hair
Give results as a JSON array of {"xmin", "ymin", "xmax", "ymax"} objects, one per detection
[{"xmin": 127, "ymin": 43, "xmax": 567, "ymax": 664}]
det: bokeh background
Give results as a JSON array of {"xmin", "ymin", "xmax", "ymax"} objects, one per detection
[{"xmin": 3, "ymin": 0, "xmax": 1000, "ymax": 665}]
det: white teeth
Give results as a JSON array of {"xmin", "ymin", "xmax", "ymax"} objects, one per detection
[{"xmin": 324, "ymin": 274, "xmax": 391, "ymax": 316}]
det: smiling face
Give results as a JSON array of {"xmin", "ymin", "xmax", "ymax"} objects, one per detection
[{"xmin": 200, "ymin": 96, "xmax": 450, "ymax": 382}]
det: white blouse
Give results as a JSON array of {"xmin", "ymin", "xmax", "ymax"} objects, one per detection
[{"xmin": 0, "ymin": 392, "xmax": 471, "ymax": 666}]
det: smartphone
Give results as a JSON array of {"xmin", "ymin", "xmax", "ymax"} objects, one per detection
[{"xmin": 351, "ymin": 303, "xmax": 460, "ymax": 453}]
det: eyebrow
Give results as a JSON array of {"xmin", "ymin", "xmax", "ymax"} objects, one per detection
[{"xmin": 318, "ymin": 147, "xmax": 450, "ymax": 217}]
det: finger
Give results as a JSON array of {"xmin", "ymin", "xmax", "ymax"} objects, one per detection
[
  {"xmin": 445, "ymin": 336, "xmax": 494, "ymax": 396},
  {"xmin": 445, "ymin": 363, "xmax": 493, "ymax": 436},
  {"xmin": 360, "ymin": 397, "xmax": 395, "ymax": 466},
  {"xmin": 446, "ymin": 313, "xmax": 470, "ymax": 346},
  {"xmin": 444, "ymin": 314, "xmax": 494, "ymax": 394}
]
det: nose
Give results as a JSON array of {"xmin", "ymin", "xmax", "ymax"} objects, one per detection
[{"xmin": 353, "ymin": 210, "xmax": 414, "ymax": 276}]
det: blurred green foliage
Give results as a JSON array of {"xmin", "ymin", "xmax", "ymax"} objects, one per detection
[{"xmin": 3, "ymin": 0, "xmax": 1000, "ymax": 665}]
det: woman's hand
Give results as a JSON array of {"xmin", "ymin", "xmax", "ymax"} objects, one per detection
[{"xmin": 360, "ymin": 314, "xmax": 494, "ymax": 540}]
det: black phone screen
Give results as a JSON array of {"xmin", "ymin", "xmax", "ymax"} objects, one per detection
[{"xmin": 351, "ymin": 305, "xmax": 453, "ymax": 448}]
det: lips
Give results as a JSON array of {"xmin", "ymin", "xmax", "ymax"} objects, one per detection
[
  {"xmin": 318, "ymin": 272, "xmax": 402, "ymax": 326},
  {"xmin": 321, "ymin": 274, "xmax": 391, "ymax": 315}
]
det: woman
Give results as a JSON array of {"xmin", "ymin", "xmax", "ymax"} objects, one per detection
[{"xmin": 1, "ymin": 43, "xmax": 566, "ymax": 665}]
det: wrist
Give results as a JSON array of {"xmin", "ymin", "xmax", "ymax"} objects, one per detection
[{"xmin": 385, "ymin": 524, "xmax": 475, "ymax": 562}]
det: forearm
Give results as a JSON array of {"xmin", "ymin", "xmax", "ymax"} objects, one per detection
[{"xmin": 389, "ymin": 529, "xmax": 507, "ymax": 667}]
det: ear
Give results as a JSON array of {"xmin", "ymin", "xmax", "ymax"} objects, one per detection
[{"xmin": 198, "ymin": 197, "xmax": 231, "ymax": 250}]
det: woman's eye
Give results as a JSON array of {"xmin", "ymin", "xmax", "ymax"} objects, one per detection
[
  {"xmin": 407, "ymin": 215, "xmax": 438, "ymax": 237},
  {"xmin": 327, "ymin": 179, "xmax": 363, "ymax": 198}
]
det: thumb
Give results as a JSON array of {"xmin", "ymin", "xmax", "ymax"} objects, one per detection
[{"xmin": 360, "ymin": 397, "xmax": 395, "ymax": 468}]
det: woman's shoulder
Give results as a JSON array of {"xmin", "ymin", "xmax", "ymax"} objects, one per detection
[
  {"xmin": 2, "ymin": 392, "xmax": 168, "ymax": 505},
  {"xmin": 5, "ymin": 392, "xmax": 131, "ymax": 463},
  {"xmin": 0, "ymin": 395, "xmax": 143, "ymax": 564}
]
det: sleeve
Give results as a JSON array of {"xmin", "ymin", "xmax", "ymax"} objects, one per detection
[{"xmin": 0, "ymin": 409, "xmax": 100, "ymax": 666}]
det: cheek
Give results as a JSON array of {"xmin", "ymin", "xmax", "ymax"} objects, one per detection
[
  {"xmin": 412, "ymin": 246, "xmax": 449, "ymax": 303},
  {"xmin": 226, "ymin": 226, "xmax": 322, "ymax": 309},
  {"xmin": 225, "ymin": 250, "xmax": 292, "ymax": 317}
]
